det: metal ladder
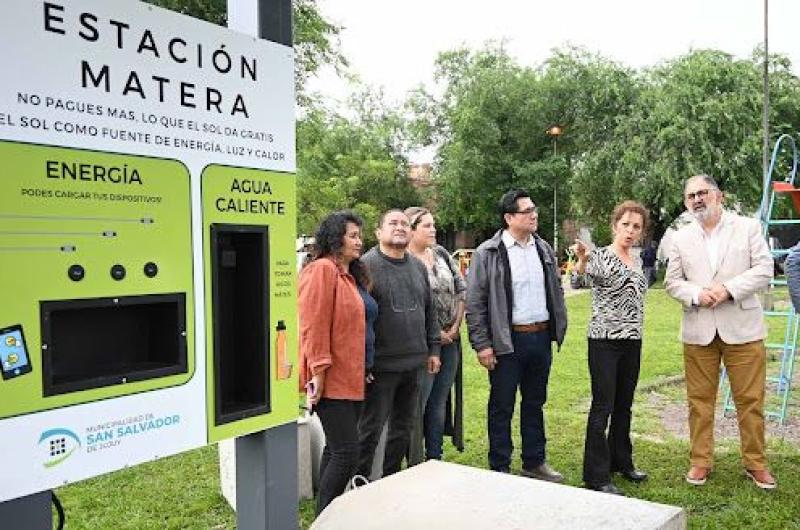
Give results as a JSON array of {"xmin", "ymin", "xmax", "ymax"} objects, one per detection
[{"xmin": 722, "ymin": 134, "xmax": 798, "ymax": 425}]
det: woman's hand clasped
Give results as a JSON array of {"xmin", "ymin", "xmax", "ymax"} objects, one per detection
[{"xmin": 440, "ymin": 330, "xmax": 453, "ymax": 345}]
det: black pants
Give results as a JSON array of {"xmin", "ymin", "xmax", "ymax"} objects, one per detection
[
  {"xmin": 316, "ymin": 398, "xmax": 362, "ymax": 514},
  {"xmin": 487, "ymin": 330, "xmax": 552, "ymax": 471},
  {"xmin": 583, "ymin": 338, "xmax": 642, "ymax": 486},
  {"xmin": 356, "ymin": 369, "xmax": 420, "ymax": 478}
]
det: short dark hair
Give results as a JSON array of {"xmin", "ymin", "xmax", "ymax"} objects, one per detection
[
  {"xmin": 312, "ymin": 210, "xmax": 371, "ymax": 290},
  {"xmin": 498, "ymin": 189, "xmax": 532, "ymax": 228},
  {"xmin": 684, "ymin": 174, "xmax": 719, "ymax": 193},
  {"xmin": 377, "ymin": 208, "xmax": 406, "ymax": 228}
]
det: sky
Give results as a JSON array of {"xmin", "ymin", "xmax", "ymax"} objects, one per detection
[{"xmin": 309, "ymin": 0, "xmax": 800, "ymax": 121}]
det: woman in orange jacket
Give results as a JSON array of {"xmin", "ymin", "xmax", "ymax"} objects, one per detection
[{"xmin": 299, "ymin": 210, "xmax": 377, "ymax": 514}]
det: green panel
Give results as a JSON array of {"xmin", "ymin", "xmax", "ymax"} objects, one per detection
[
  {"xmin": 201, "ymin": 165, "xmax": 297, "ymax": 442},
  {"xmin": 0, "ymin": 141, "xmax": 194, "ymax": 419}
]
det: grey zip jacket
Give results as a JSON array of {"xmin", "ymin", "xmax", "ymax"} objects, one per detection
[
  {"xmin": 785, "ymin": 241, "xmax": 800, "ymax": 311},
  {"xmin": 466, "ymin": 230, "xmax": 567, "ymax": 355}
]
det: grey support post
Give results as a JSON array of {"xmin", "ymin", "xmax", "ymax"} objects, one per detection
[
  {"xmin": 227, "ymin": 1, "xmax": 297, "ymax": 529},
  {"xmin": 235, "ymin": 423, "xmax": 299, "ymax": 529},
  {"xmin": 0, "ymin": 491, "xmax": 53, "ymax": 530}
]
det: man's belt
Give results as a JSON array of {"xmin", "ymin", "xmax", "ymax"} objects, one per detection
[{"xmin": 511, "ymin": 321, "xmax": 549, "ymax": 333}]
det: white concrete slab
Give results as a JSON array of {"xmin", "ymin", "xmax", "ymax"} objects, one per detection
[{"xmin": 312, "ymin": 460, "xmax": 686, "ymax": 530}]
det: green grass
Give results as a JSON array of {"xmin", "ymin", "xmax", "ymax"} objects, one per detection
[{"xmin": 56, "ymin": 290, "xmax": 800, "ymax": 529}]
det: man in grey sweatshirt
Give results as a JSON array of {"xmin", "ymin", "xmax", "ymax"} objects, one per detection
[{"xmin": 356, "ymin": 209, "xmax": 441, "ymax": 478}]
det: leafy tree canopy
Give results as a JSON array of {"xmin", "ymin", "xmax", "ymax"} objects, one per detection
[
  {"xmin": 573, "ymin": 49, "xmax": 800, "ymax": 238},
  {"xmin": 145, "ymin": 0, "xmax": 346, "ymax": 107},
  {"xmin": 297, "ymin": 90, "xmax": 421, "ymax": 245},
  {"xmin": 413, "ymin": 44, "xmax": 800, "ymax": 245}
]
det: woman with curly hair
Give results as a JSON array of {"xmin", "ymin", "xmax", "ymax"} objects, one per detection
[
  {"xmin": 572, "ymin": 200, "xmax": 650, "ymax": 496},
  {"xmin": 299, "ymin": 210, "xmax": 377, "ymax": 514}
]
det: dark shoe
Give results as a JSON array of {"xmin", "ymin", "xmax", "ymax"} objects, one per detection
[
  {"xmin": 617, "ymin": 469, "xmax": 648, "ymax": 483},
  {"xmin": 520, "ymin": 463, "xmax": 564, "ymax": 483},
  {"xmin": 586, "ymin": 483, "xmax": 625, "ymax": 496},
  {"xmin": 492, "ymin": 467, "xmax": 511, "ymax": 474}
]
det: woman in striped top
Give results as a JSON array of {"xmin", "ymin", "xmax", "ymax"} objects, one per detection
[{"xmin": 572, "ymin": 201, "xmax": 649, "ymax": 495}]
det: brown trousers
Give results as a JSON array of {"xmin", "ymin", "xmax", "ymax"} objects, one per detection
[{"xmin": 683, "ymin": 336, "xmax": 767, "ymax": 470}]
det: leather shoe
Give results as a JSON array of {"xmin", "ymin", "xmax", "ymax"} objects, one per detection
[
  {"xmin": 586, "ymin": 483, "xmax": 625, "ymax": 496},
  {"xmin": 685, "ymin": 466, "xmax": 711, "ymax": 486},
  {"xmin": 617, "ymin": 469, "xmax": 648, "ymax": 483},
  {"xmin": 520, "ymin": 463, "xmax": 564, "ymax": 483},
  {"xmin": 745, "ymin": 469, "xmax": 777, "ymax": 490}
]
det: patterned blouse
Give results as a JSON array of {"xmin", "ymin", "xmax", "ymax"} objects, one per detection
[
  {"xmin": 427, "ymin": 246, "xmax": 467, "ymax": 330},
  {"xmin": 574, "ymin": 246, "xmax": 647, "ymax": 340}
]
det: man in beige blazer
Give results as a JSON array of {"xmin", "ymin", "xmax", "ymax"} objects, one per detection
[{"xmin": 665, "ymin": 175, "xmax": 775, "ymax": 489}]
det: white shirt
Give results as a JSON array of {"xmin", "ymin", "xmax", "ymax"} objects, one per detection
[
  {"xmin": 703, "ymin": 218, "xmax": 725, "ymax": 275},
  {"xmin": 691, "ymin": 213, "xmax": 726, "ymax": 305},
  {"xmin": 502, "ymin": 230, "xmax": 550, "ymax": 324}
]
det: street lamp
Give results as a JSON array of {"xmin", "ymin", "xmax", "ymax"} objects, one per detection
[{"xmin": 546, "ymin": 125, "xmax": 563, "ymax": 256}]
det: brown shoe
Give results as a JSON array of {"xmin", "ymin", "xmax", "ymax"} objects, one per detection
[
  {"xmin": 685, "ymin": 466, "xmax": 711, "ymax": 486},
  {"xmin": 745, "ymin": 469, "xmax": 777, "ymax": 490},
  {"xmin": 520, "ymin": 462, "xmax": 564, "ymax": 483}
]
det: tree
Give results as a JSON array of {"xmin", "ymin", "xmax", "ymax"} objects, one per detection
[
  {"xmin": 145, "ymin": 0, "xmax": 346, "ymax": 106},
  {"xmin": 296, "ymin": 91, "xmax": 421, "ymax": 243},
  {"xmin": 571, "ymin": 49, "xmax": 800, "ymax": 239},
  {"xmin": 411, "ymin": 45, "xmax": 555, "ymax": 238},
  {"xmin": 412, "ymin": 45, "xmax": 637, "ymax": 246}
]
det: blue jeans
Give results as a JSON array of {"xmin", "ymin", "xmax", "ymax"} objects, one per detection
[
  {"xmin": 487, "ymin": 330, "xmax": 552, "ymax": 471},
  {"xmin": 422, "ymin": 341, "xmax": 460, "ymax": 459}
]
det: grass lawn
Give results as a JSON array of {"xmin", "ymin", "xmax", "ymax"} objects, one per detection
[{"xmin": 56, "ymin": 289, "xmax": 799, "ymax": 529}]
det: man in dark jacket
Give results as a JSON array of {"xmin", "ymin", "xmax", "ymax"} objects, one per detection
[
  {"xmin": 466, "ymin": 189, "xmax": 567, "ymax": 481},
  {"xmin": 356, "ymin": 209, "xmax": 441, "ymax": 478},
  {"xmin": 786, "ymin": 241, "xmax": 800, "ymax": 311}
]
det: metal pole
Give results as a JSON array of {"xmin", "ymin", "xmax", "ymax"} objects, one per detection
[
  {"xmin": 762, "ymin": 0, "xmax": 770, "ymax": 181},
  {"xmin": 553, "ymin": 138, "xmax": 558, "ymax": 256},
  {"xmin": 227, "ymin": 2, "xmax": 297, "ymax": 529}
]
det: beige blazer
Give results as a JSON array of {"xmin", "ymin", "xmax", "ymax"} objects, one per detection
[{"xmin": 665, "ymin": 211, "xmax": 773, "ymax": 345}]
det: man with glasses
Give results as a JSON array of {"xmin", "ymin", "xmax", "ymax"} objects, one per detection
[
  {"xmin": 466, "ymin": 189, "xmax": 567, "ymax": 480},
  {"xmin": 356, "ymin": 209, "xmax": 441, "ymax": 479},
  {"xmin": 665, "ymin": 175, "xmax": 775, "ymax": 489}
]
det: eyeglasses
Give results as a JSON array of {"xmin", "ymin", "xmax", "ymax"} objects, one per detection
[
  {"xmin": 685, "ymin": 188, "xmax": 716, "ymax": 201},
  {"xmin": 513, "ymin": 207, "xmax": 539, "ymax": 216}
]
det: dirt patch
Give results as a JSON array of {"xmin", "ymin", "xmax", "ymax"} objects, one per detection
[
  {"xmin": 652, "ymin": 379, "xmax": 800, "ymax": 446},
  {"xmin": 660, "ymin": 401, "xmax": 800, "ymax": 445}
]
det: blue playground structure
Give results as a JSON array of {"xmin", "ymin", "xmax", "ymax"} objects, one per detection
[{"xmin": 722, "ymin": 134, "xmax": 799, "ymax": 425}]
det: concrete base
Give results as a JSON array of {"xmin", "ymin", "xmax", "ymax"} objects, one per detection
[
  {"xmin": 219, "ymin": 439, "xmax": 236, "ymax": 508},
  {"xmin": 312, "ymin": 461, "xmax": 686, "ymax": 530}
]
